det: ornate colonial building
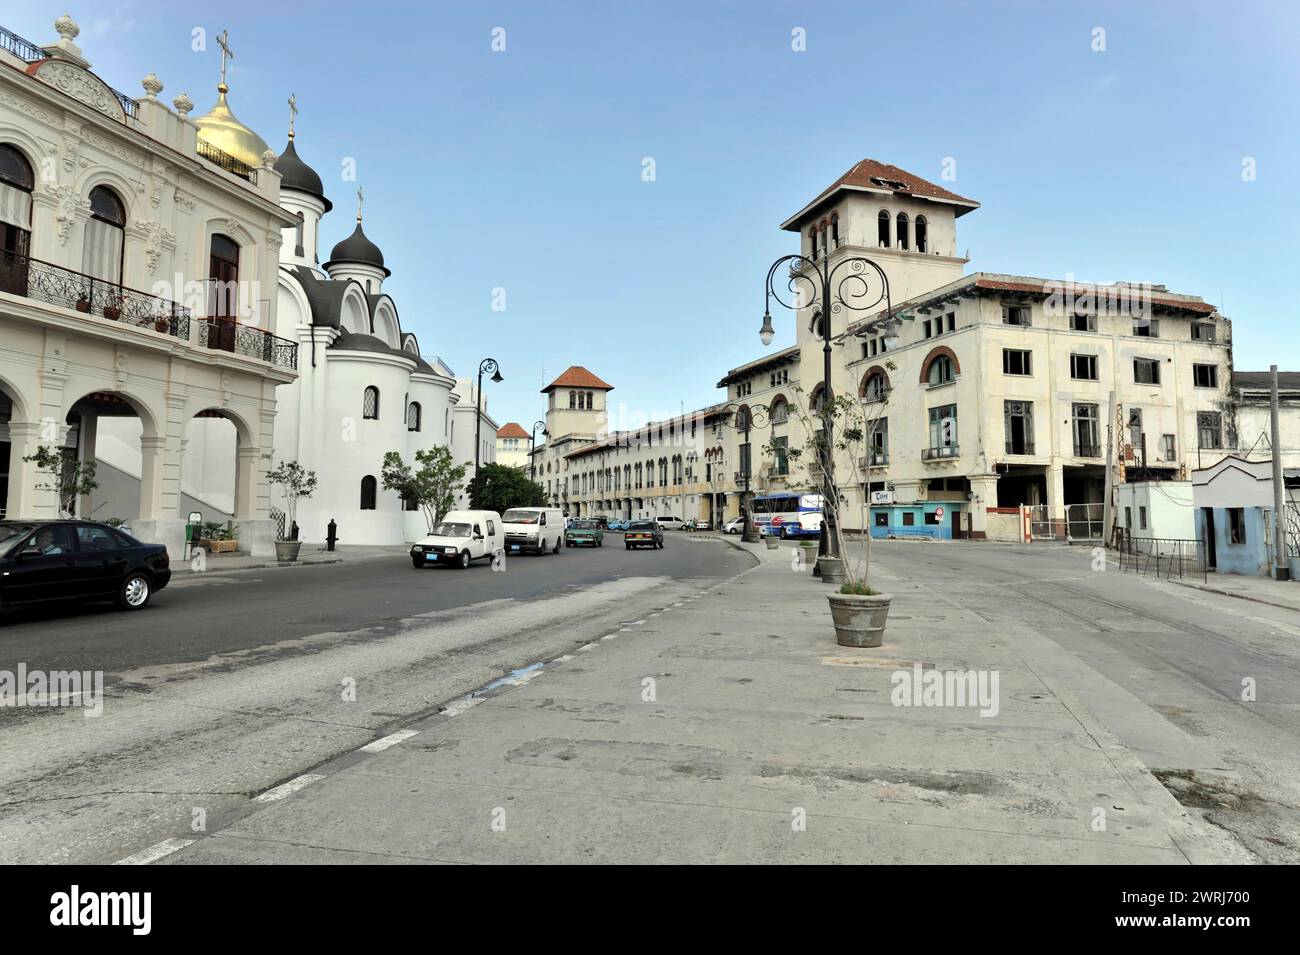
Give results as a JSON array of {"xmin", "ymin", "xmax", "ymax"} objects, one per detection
[{"xmin": 0, "ymin": 15, "xmax": 297, "ymax": 556}]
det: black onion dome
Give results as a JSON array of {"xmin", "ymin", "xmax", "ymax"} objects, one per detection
[
  {"xmin": 274, "ymin": 139, "xmax": 332, "ymax": 212},
  {"xmin": 325, "ymin": 222, "xmax": 389, "ymax": 276}
]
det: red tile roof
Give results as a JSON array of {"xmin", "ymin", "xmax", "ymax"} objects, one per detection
[
  {"xmin": 782, "ymin": 158, "xmax": 979, "ymax": 231},
  {"xmin": 541, "ymin": 366, "xmax": 614, "ymax": 393},
  {"xmin": 496, "ymin": 422, "xmax": 529, "ymax": 439}
]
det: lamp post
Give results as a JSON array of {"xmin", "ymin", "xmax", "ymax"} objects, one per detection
[
  {"xmin": 761, "ymin": 252, "xmax": 892, "ymax": 581},
  {"xmin": 721, "ymin": 401, "xmax": 769, "ymax": 543},
  {"xmin": 529, "ymin": 419, "xmax": 547, "ymax": 481},
  {"xmin": 472, "ymin": 358, "xmax": 503, "ymax": 506}
]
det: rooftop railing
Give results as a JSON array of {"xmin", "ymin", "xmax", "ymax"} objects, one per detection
[
  {"xmin": 197, "ymin": 138, "xmax": 258, "ymax": 184},
  {"xmin": 2, "ymin": 25, "xmax": 139, "ymax": 119}
]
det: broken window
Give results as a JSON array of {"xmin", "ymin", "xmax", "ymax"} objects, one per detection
[
  {"xmin": 1071, "ymin": 312, "xmax": 1096, "ymax": 332},
  {"xmin": 897, "ymin": 212, "xmax": 909, "ymax": 250},
  {"xmin": 1132, "ymin": 318, "xmax": 1160, "ymax": 337},
  {"xmin": 927, "ymin": 355, "xmax": 955, "ymax": 386},
  {"xmin": 1072, "ymin": 403, "xmax": 1100, "ymax": 457},
  {"xmin": 1004, "ymin": 400, "xmax": 1034, "ymax": 455},
  {"xmin": 1133, "ymin": 358, "xmax": 1161, "ymax": 385},
  {"xmin": 1198, "ymin": 411, "xmax": 1223, "ymax": 449},
  {"xmin": 1191, "ymin": 322, "xmax": 1216, "ymax": 342},
  {"xmin": 915, "ymin": 215, "xmax": 928, "ymax": 253},
  {"xmin": 1002, "ymin": 349, "xmax": 1032, "ymax": 376},
  {"xmin": 1228, "ymin": 507, "xmax": 1246, "ymax": 544},
  {"xmin": 877, "ymin": 210, "xmax": 890, "ymax": 247},
  {"xmin": 1070, "ymin": 354, "xmax": 1098, "ymax": 380},
  {"xmin": 1161, "ymin": 434, "xmax": 1176, "ymax": 461},
  {"xmin": 1002, "ymin": 305, "xmax": 1031, "ymax": 326},
  {"xmin": 1193, "ymin": 364, "xmax": 1219, "ymax": 388}
]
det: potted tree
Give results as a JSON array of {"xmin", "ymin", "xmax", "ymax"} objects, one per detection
[
  {"xmin": 780, "ymin": 377, "xmax": 895, "ymax": 647},
  {"xmin": 267, "ymin": 460, "xmax": 318, "ymax": 562},
  {"xmin": 22, "ymin": 445, "xmax": 98, "ymax": 517}
]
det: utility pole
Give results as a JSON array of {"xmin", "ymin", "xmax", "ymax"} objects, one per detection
[
  {"xmin": 1271, "ymin": 365, "xmax": 1290, "ymax": 580},
  {"xmin": 1103, "ymin": 390, "xmax": 1116, "ymax": 547}
]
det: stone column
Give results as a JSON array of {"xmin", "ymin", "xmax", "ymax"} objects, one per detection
[
  {"xmin": 4, "ymin": 421, "xmax": 61, "ymax": 519},
  {"xmin": 1046, "ymin": 460, "xmax": 1067, "ymax": 539},
  {"xmin": 967, "ymin": 473, "xmax": 1000, "ymax": 540},
  {"xmin": 77, "ymin": 412, "xmax": 97, "ymax": 518}
]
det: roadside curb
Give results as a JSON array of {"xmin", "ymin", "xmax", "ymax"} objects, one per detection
[
  {"xmin": 173, "ymin": 557, "xmax": 345, "ymax": 576},
  {"xmin": 1167, "ymin": 577, "xmax": 1300, "ymax": 614}
]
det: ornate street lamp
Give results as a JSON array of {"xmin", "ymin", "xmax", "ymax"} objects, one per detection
[
  {"xmin": 720, "ymin": 401, "xmax": 769, "ymax": 543},
  {"xmin": 760, "ymin": 253, "xmax": 892, "ymax": 581},
  {"xmin": 529, "ymin": 419, "xmax": 548, "ymax": 481},
  {"xmin": 472, "ymin": 358, "xmax": 503, "ymax": 504}
]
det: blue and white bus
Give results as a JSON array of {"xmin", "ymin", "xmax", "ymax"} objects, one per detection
[{"xmin": 750, "ymin": 492, "xmax": 824, "ymax": 539}]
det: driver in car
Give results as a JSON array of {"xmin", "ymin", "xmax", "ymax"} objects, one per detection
[{"xmin": 34, "ymin": 529, "xmax": 65, "ymax": 555}]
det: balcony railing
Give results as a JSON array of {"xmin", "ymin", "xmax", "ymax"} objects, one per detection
[
  {"xmin": 1074, "ymin": 443, "xmax": 1102, "ymax": 458},
  {"xmin": 922, "ymin": 445, "xmax": 960, "ymax": 461},
  {"xmin": 2, "ymin": 26, "xmax": 139, "ymax": 119},
  {"xmin": 859, "ymin": 452, "xmax": 889, "ymax": 467},
  {"xmin": 1, "ymin": 249, "xmax": 295, "ymax": 369},
  {"xmin": 1, "ymin": 248, "xmax": 189, "ymax": 340},
  {"xmin": 197, "ymin": 138, "xmax": 258, "ymax": 184},
  {"xmin": 197, "ymin": 319, "xmax": 298, "ymax": 370}
]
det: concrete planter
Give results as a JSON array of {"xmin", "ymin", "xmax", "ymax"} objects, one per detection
[
  {"xmin": 818, "ymin": 556, "xmax": 848, "ymax": 585},
  {"xmin": 1288, "ymin": 556, "xmax": 1300, "ymax": 581},
  {"xmin": 827, "ymin": 591, "xmax": 892, "ymax": 648},
  {"xmin": 275, "ymin": 540, "xmax": 302, "ymax": 562},
  {"xmin": 764, "ymin": 537, "xmax": 779, "ymax": 550},
  {"xmin": 206, "ymin": 539, "xmax": 238, "ymax": 554}
]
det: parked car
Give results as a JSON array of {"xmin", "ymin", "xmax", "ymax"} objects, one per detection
[
  {"xmin": 590, "ymin": 515, "xmax": 610, "ymax": 529},
  {"xmin": 723, "ymin": 517, "xmax": 746, "ymax": 535},
  {"xmin": 410, "ymin": 510, "xmax": 503, "ymax": 568},
  {"xmin": 688, "ymin": 519, "xmax": 713, "ymax": 532},
  {"xmin": 625, "ymin": 519, "xmax": 664, "ymax": 550},
  {"xmin": 565, "ymin": 519, "xmax": 604, "ymax": 547},
  {"xmin": 607, "ymin": 518, "xmax": 628, "ymax": 532},
  {"xmin": 0, "ymin": 520, "xmax": 171, "ymax": 611},
  {"xmin": 502, "ymin": 507, "xmax": 564, "ymax": 555},
  {"xmin": 656, "ymin": 515, "xmax": 687, "ymax": 531}
]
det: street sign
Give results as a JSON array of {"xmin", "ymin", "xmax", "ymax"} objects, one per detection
[
  {"xmin": 934, "ymin": 506, "xmax": 945, "ymax": 521},
  {"xmin": 870, "ymin": 490, "xmax": 893, "ymax": 505}
]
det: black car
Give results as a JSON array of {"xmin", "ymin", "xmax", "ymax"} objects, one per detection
[
  {"xmin": 0, "ymin": 520, "xmax": 171, "ymax": 612},
  {"xmin": 624, "ymin": 520, "xmax": 664, "ymax": 550}
]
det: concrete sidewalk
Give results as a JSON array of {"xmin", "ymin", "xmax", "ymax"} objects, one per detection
[
  {"xmin": 163, "ymin": 538, "xmax": 1246, "ymax": 864},
  {"xmin": 173, "ymin": 543, "xmax": 408, "ymax": 575},
  {"xmin": 1171, "ymin": 571, "xmax": 1300, "ymax": 614}
]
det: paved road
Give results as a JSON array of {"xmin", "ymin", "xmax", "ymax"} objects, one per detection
[
  {"xmin": 0, "ymin": 534, "xmax": 752, "ymax": 863},
  {"xmin": 872, "ymin": 541, "xmax": 1300, "ymax": 863},
  {"xmin": 0, "ymin": 533, "xmax": 736, "ymax": 678}
]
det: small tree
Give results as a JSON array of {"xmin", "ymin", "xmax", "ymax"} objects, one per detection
[
  {"xmin": 266, "ymin": 460, "xmax": 318, "ymax": 542},
  {"xmin": 471, "ymin": 462, "xmax": 546, "ymax": 513},
  {"xmin": 23, "ymin": 445, "xmax": 97, "ymax": 517},
  {"xmin": 381, "ymin": 447, "xmax": 467, "ymax": 533}
]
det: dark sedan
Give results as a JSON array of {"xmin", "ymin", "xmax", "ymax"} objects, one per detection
[
  {"xmin": 624, "ymin": 520, "xmax": 664, "ymax": 550},
  {"xmin": 0, "ymin": 520, "xmax": 171, "ymax": 612}
]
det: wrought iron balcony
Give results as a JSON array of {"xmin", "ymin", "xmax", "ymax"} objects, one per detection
[
  {"xmin": 196, "ymin": 319, "xmax": 297, "ymax": 370},
  {"xmin": 921, "ymin": 445, "xmax": 960, "ymax": 461},
  {"xmin": 1074, "ymin": 443, "xmax": 1102, "ymax": 458},
  {"xmin": 0, "ymin": 248, "xmax": 189, "ymax": 339},
  {"xmin": 197, "ymin": 138, "xmax": 258, "ymax": 184}
]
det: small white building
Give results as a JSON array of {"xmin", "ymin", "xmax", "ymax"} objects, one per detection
[{"xmin": 1115, "ymin": 481, "xmax": 1195, "ymax": 541}]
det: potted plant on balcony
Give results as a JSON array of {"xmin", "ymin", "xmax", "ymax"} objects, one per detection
[
  {"xmin": 102, "ymin": 295, "xmax": 123, "ymax": 321},
  {"xmin": 267, "ymin": 460, "xmax": 318, "ymax": 562},
  {"xmin": 782, "ymin": 374, "xmax": 895, "ymax": 647},
  {"xmin": 75, "ymin": 295, "xmax": 91, "ymax": 313}
]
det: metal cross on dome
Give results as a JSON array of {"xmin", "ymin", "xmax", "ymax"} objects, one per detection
[
  {"xmin": 287, "ymin": 93, "xmax": 297, "ymax": 138},
  {"xmin": 356, "ymin": 186, "xmax": 364, "ymax": 222},
  {"xmin": 216, "ymin": 30, "xmax": 234, "ymax": 86}
]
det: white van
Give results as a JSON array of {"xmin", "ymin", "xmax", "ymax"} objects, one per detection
[
  {"xmin": 656, "ymin": 515, "xmax": 687, "ymax": 531},
  {"xmin": 501, "ymin": 507, "xmax": 564, "ymax": 556},
  {"xmin": 410, "ymin": 510, "xmax": 503, "ymax": 569}
]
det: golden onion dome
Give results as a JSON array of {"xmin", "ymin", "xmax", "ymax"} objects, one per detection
[{"xmin": 193, "ymin": 82, "xmax": 271, "ymax": 169}]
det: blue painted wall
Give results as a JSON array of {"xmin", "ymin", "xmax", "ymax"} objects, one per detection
[
  {"xmin": 870, "ymin": 504, "xmax": 963, "ymax": 540},
  {"xmin": 1195, "ymin": 506, "xmax": 1272, "ymax": 577}
]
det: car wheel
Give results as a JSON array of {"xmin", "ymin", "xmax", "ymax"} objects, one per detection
[
  {"xmin": 118, "ymin": 572, "xmax": 151, "ymax": 610},
  {"xmin": 458, "ymin": 550, "xmax": 471, "ymax": 569},
  {"xmin": 625, "ymin": 543, "xmax": 632, "ymax": 550}
]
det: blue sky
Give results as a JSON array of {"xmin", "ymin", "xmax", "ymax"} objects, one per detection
[{"xmin": 10, "ymin": 1, "xmax": 1299, "ymax": 427}]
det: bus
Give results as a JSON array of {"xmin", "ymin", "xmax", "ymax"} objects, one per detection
[{"xmin": 750, "ymin": 492, "xmax": 824, "ymax": 539}]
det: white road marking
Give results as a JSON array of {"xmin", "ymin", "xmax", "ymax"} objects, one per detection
[
  {"xmin": 554, "ymin": 654, "xmax": 574, "ymax": 663},
  {"xmin": 253, "ymin": 773, "xmax": 325, "ymax": 803},
  {"xmin": 601, "ymin": 634, "xmax": 617, "ymax": 641},
  {"xmin": 629, "ymin": 619, "xmax": 647, "ymax": 625},
  {"xmin": 442, "ymin": 697, "xmax": 484, "ymax": 717},
  {"xmin": 359, "ymin": 729, "xmax": 419, "ymax": 753},
  {"xmin": 578, "ymin": 643, "xmax": 598, "ymax": 652},
  {"xmin": 114, "ymin": 837, "xmax": 196, "ymax": 866},
  {"xmin": 508, "ymin": 669, "xmax": 543, "ymax": 685}
]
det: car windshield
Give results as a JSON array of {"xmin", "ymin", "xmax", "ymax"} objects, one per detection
[
  {"xmin": 430, "ymin": 523, "xmax": 471, "ymax": 538},
  {"xmin": 571, "ymin": 521, "xmax": 597, "ymax": 529},
  {"xmin": 628, "ymin": 521, "xmax": 655, "ymax": 530},
  {"xmin": 0, "ymin": 522, "xmax": 37, "ymax": 551},
  {"xmin": 502, "ymin": 510, "xmax": 539, "ymax": 524}
]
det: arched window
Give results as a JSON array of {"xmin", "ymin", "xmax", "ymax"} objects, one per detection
[
  {"xmin": 585, "ymin": 391, "xmax": 593, "ymax": 408},
  {"xmin": 928, "ymin": 355, "xmax": 955, "ymax": 385},
  {"xmin": 208, "ymin": 232, "xmax": 240, "ymax": 321},
  {"xmin": 915, "ymin": 214, "xmax": 928, "ymax": 253},
  {"xmin": 0, "ymin": 143, "xmax": 35, "ymax": 294},
  {"xmin": 861, "ymin": 368, "xmax": 890, "ymax": 401},
  {"xmin": 896, "ymin": 213, "xmax": 909, "ymax": 251},
  {"xmin": 810, "ymin": 384, "xmax": 831, "ymax": 414},
  {"xmin": 294, "ymin": 211, "xmax": 305, "ymax": 256},
  {"xmin": 877, "ymin": 210, "xmax": 890, "ymax": 248},
  {"xmin": 406, "ymin": 401, "xmax": 421, "ymax": 432},
  {"xmin": 770, "ymin": 397, "xmax": 789, "ymax": 424},
  {"xmin": 809, "ymin": 310, "xmax": 825, "ymax": 338},
  {"xmin": 363, "ymin": 386, "xmax": 380, "ymax": 420},
  {"xmin": 830, "ymin": 214, "xmax": 840, "ymax": 248},
  {"xmin": 809, "ymin": 227, "xmax": 818, "ymax": 257},
  {"xmin": 360, "ymin": 475, "xmax": 377, "ymax": 510},
  {"xmin": 569, "ymin": 390, "xmax": 576, "ymax": 409},
  {"xmin": 84, "ymin": 185, "xmax": 125, "ymax": 286}
]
